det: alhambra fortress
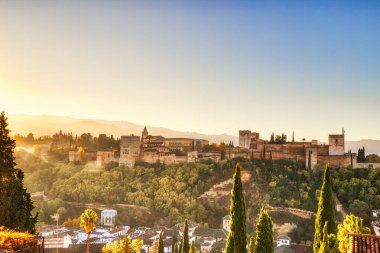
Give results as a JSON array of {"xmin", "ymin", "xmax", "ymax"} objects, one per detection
[
  {"xmin": 81, "ymin": 127, "xmax": 356, "ymax": 169},
  {"xmin": 237, "ymin": 129, "xmax": 355, "ymax": 169},
  {"xmin": 118, "ymin": 127, "xmax": 210, "ymax": 166}
]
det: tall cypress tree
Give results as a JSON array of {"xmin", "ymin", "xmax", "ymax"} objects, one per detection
[
  {"xmin": 308, "ymin": 150, "xmax": 312, "ymax": 170},
  {"xmin": 172, "ymin": 229, "xmax": 178, "ymax": 253},
  {"xmin": 318, "ymin": 222, "xmax": 331, "ymax": 253},
  {"xmin": 181, "ymin": 220, "xmax": 189, "ymax": 253},
  {"xmin": 362, "ymin": 146, "xmax": 365, "ymax": 160},
  {"xmin": 189, "ymin": 241, "xmax": 196, "ymax": 253},
  {"xmin": 0, "ymin": 111, "xmax": 37, "ymax": 233},
  {"xmin": 318, "ymin": 222, "xmax": 339, "ymax": 253},
  {"xmin": 158, "ymin": 231, "xmax": 164, "ymax": 253},
  {"xmin": 313, "ymin": 166, "xmax": 336, "ymax": 252},
  {"xmin": 225, "ymin": 164, "xmax": 247, "ymax": 253},
  {"xmin": 248, "ymin": 236, "xmax": 255, "ymax": 253},
  {"xmin": 349, "ymin": 150, "xmax": 353, "ymax": 167},
  {"xmin": 263, "ymin": 145, "xmax": 266, "ymax": 161},
  {"xmin": 253, "ymin": 208, "xmax": 274, "ymax": 253}
]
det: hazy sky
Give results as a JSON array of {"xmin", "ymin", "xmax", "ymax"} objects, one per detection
[{"xmin": 1, "ymin": 0, "xmax": 379, "ymax": 141}]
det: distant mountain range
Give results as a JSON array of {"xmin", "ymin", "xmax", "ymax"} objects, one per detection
[
  {"xmin": 8, "ymin": 114, "xmax": 238, "ymax": 144},
  {"xmin": 7, "ymin": 114, "xmax": 380, "ymax": 155},
  {"xmin": 346, "ymin": 140, "xmax": 380, "ymax": 156}
]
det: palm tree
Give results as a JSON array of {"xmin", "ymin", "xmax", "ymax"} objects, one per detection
[{"xmin": 80, "ymin": 209, "xmax": 98, "ymax": 253}]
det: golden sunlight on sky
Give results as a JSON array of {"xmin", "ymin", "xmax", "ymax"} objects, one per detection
[{"xmin": 1, "ymin": 1, "xmax": 379, "ymax": 141}]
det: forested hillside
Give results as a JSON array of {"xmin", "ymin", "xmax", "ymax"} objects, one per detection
[{"xmin": 16, "ymin": 149, "xmax": 379, "ymax": 241}]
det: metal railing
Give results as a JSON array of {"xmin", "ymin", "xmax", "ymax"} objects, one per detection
[{"xmin": 10, "ymin": 237, "xmax": 44, "ymax": 253}]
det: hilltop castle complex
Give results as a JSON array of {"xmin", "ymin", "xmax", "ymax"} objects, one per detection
[
  {"xmin": 116, "ymin": 127, "xmax": 356, "ymax": 168},
  {"xmin": 119, "ymin": 127, "xmax": 210, "ymax": 167},
  {"xmin": 71, "ymin": 127, "xmax": 356, "ymax": 168},
  {"xmin": 236, "ymin": 129, "xmax": 356, "ymax": 168}
]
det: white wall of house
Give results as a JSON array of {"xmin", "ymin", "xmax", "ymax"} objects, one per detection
[{"xmin": 277, "ymin": 238, "xmax": 291, "ymax": 247}]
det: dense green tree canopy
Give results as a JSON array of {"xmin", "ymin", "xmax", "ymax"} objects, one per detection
[
  {"xmin": 0, "ymin": 111, "xmax": 37, "ymax": 233},
  {"xmin": 9, "ymin": 138, "xmax": 379, "ymax": 243}
]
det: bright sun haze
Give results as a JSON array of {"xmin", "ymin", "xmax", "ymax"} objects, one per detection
[{"xmin": 0, "ymin": 0, "xmax": 379, "ymax": 140}]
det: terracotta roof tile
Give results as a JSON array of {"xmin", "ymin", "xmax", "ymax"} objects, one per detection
[{"xmin": 349, "ymin": 234, "xmax": 380, "ymax": 253}]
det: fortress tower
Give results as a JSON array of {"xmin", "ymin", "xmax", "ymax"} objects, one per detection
[
  {"xmin": 328, "ymin": 128, "xmax": 345, "ymax": 156},
  {"xmin": 141, "ymin": 126, "xmax": 148, "ymax": 142},
  {"xmin": 239, "ymin": 130, "xmax": 251, "ymax": 149}
]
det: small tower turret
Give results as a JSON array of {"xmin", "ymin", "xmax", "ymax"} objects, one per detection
[{"xmin": 142, "ymin": 127, "xmax": 148, "ymax": 141}]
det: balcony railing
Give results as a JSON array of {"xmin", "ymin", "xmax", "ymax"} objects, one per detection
[{"xmin": 1, "ymin": 237, "xmax": 44, "ymax": 253}]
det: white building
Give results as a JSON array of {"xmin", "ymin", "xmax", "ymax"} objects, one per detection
[
  {"xmin": 223, "ymin": 215, "xmax": 230, "ymax": 232},
  {"xmin": 77, "ymin": 226, "xmax": 129, "ymax": 244},
  {"xmin": 372, "ymin": 221, "xmax": 380, "ymax": 236},
  {"xmin": 201, "ymin": 242, "xmax": 213, "ymax": 252},
  {"xmin": 135, "ymin": 226, "xmax": 150, "ymax": 234},
  {"xmin": 44, "ymin": 235, "xmax": 72, "ymax": 249},
  {"xmin": 109, "ymin": 226, "xmax": 130, "ymax": 237},
  {"xmin": 96, "ymin": 151, "xmax": 118, "ymax": 167},
  {"xmin": 277, "ymin": 235, "xmax": 291, "ymax": 247},
  {"xmin": 372, "ymin": 209, "xmax": 380, "ymax": 218},
  {"xmin": 38, "ymin": 225, "xmax": 68, "ymax": 237},
  {"xmin": 101, "ymin": 209, "xmax": 117, "ymax": 226}
]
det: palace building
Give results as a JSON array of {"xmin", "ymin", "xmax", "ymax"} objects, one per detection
[
  {"xmin": 108, "ymin": 127, "xmax": 356, "ymax": 168},
  {"xmin": 119, "ymin": 127, "xmax": 209, "ymax": 166},
  {"xmin": 235, "ymin": 129, "xmax": 356, "ymax": 168}
]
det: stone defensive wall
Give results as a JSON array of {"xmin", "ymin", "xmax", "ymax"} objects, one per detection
[
  {"xmin": 228, "ymin": 144, "xmax": 353, "ymax": 168},
  {"xmin": 228, "ymin": 150, "xmax": 305, "ymax": 162},
  {"xmin": 264, "ymin": 204, "xmax": 316, "ymax": 219},
  {"xmin": 356, "ymin": 163, "xmax": 380, "ymax": 169},
  {"xmin": 317, "ymin": 154, "xmax": 353, "ymax": 168}
]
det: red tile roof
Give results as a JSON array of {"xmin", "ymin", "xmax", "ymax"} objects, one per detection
[
  {"xmin": 349, "ymin": 234, "xmax": 380, "ymax": 253},
  {"xmin": 290, "ymin": 244, "xmax": 312, "ymax": 253}
]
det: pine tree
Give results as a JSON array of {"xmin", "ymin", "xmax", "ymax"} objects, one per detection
[
  {"xmin": 248, "ymin": 236, "xmax": 255, "ymax": 253},
  {"xmin": 225, "ymin": 164, "xmax": 247, "ymax": 253},
  {"xmin": 253, "ymin": 208, "xmax": 274, "ymax": 253},
  {"xmin": 172, "ymin": 229, "xmax": 178, "ymax": 253},
  {"xmin": 181, "ymin": 220, "xmax": 190, "ymax": 253},
  {"xmin": 158, "ymin": 231, "xmax": 164, "ymax": 253},
  {"xmin": 313, "ymin": 166, "xmax": 336, "ymax": 252},
  {"xmin": 0, "ymin": 111, "xmax": 37, "ymax": 233}
]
